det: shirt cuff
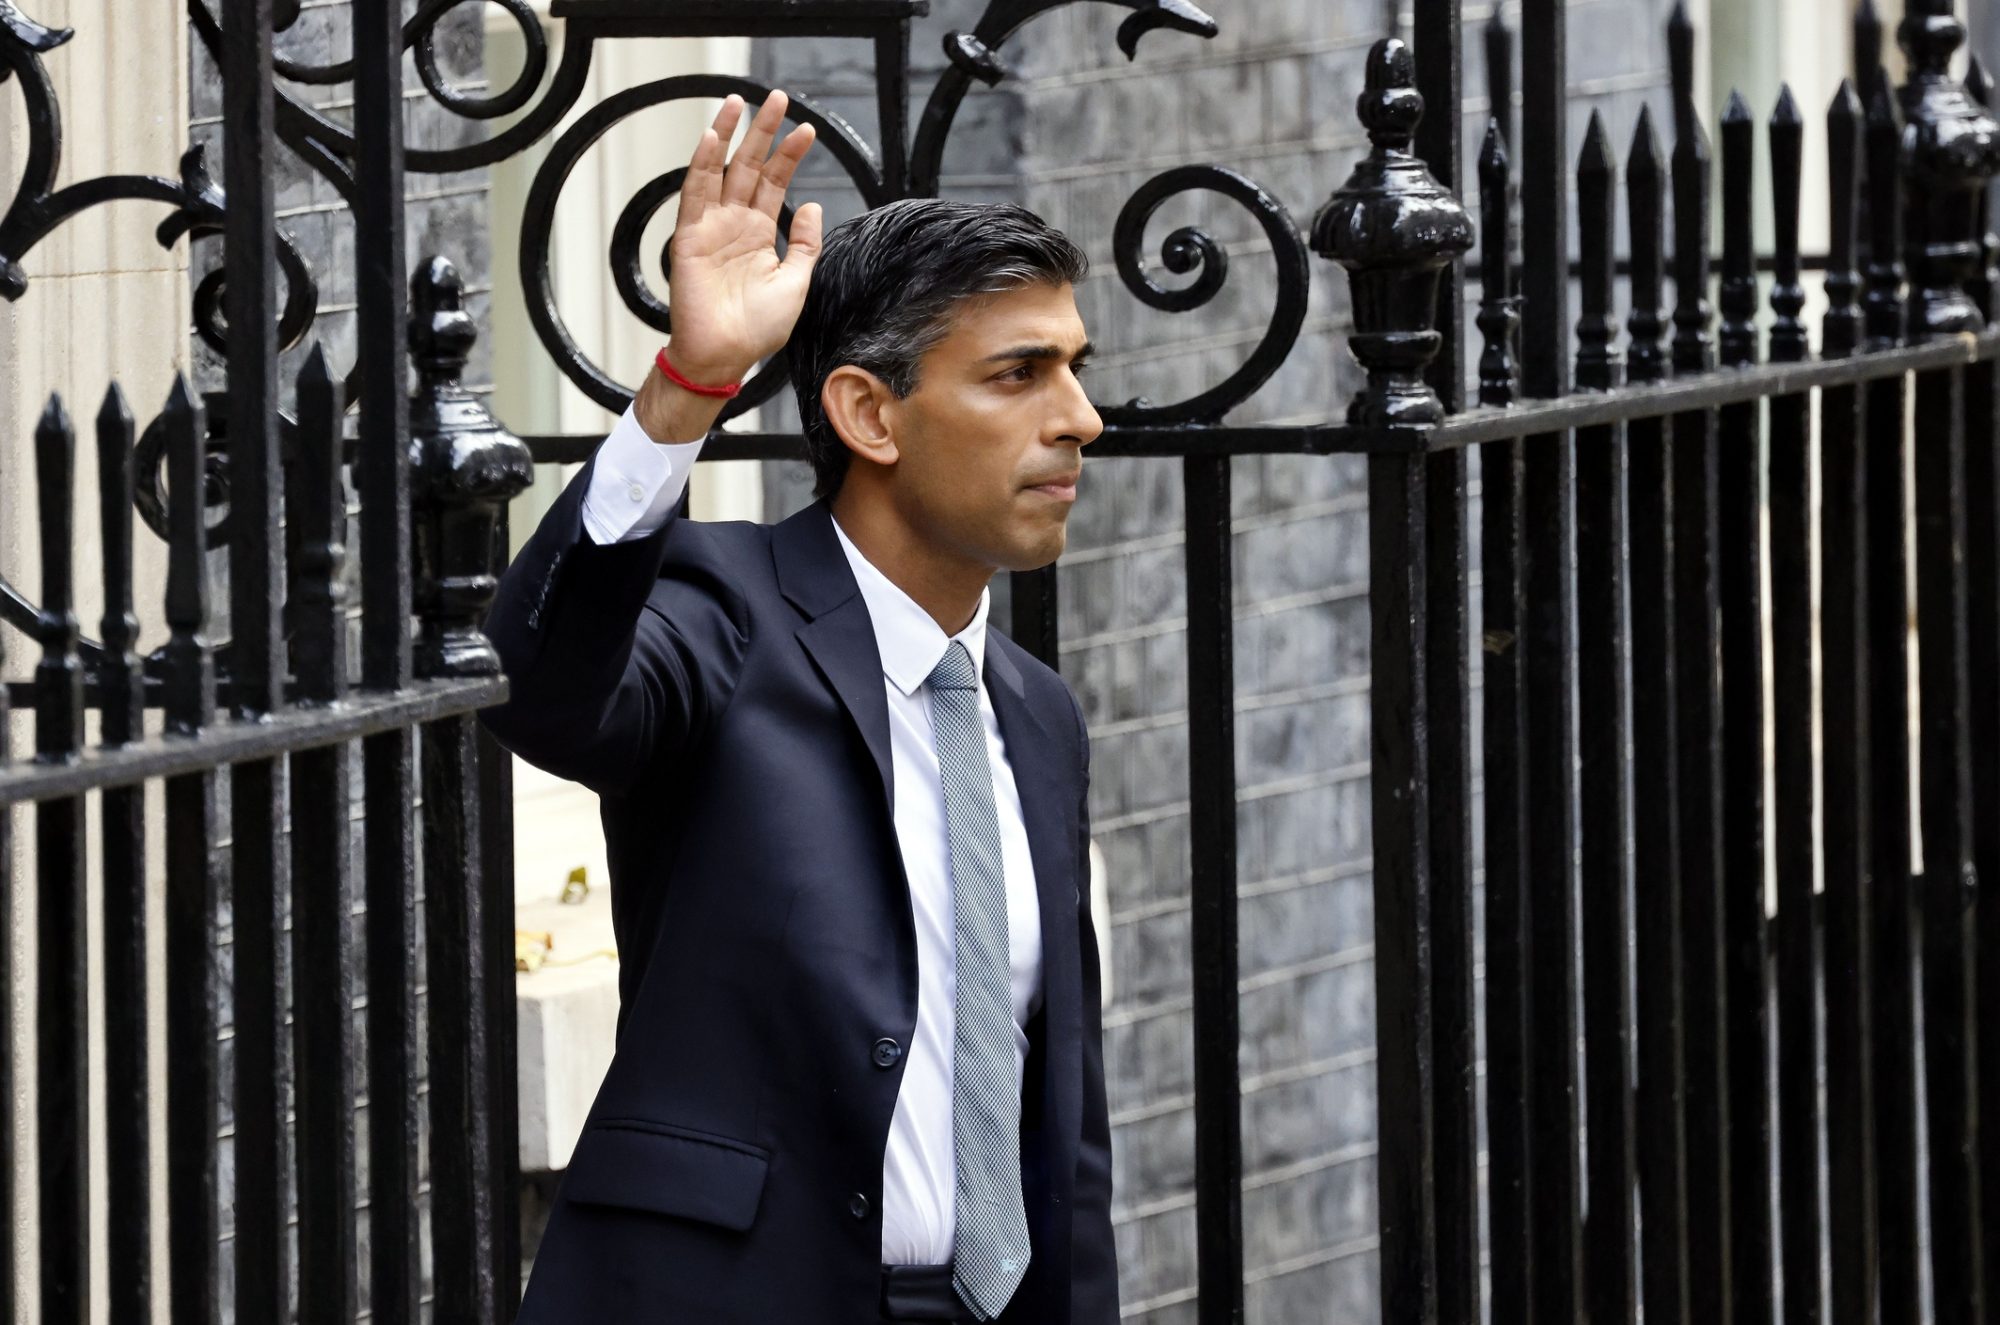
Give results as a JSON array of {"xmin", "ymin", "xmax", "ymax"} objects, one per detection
[{"xmin": 580, "ymin": 401, "xmax": 710, "ymax": 545}]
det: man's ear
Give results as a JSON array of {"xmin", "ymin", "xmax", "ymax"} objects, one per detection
[{"xmin": 821, "ymin": 364, "xmax": 901, "ymax": 470}]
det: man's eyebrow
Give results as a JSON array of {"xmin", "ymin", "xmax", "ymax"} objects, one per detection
[{"xmin": 977, "ymin": 339, "xmax": 1096, "ymax": 365}]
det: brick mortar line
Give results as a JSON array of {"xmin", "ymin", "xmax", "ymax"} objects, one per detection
[
  {"xmin": 1083, "ymin": 672, "xmax": 1373, "ymax": 741},
  {"xmin": 1110, "ymin": 1135, "xmax": 1379, "ymax": 1228},
  {"xmin": 1109, "ymin": 1043, "xmax": 1377, "ymax": 1126},
  {"xmin": 1093, "ymin": 754, "xmax": 1369, "ymax": 835},
  {"xmin": 1058, "ymin": 576, "xmax": 1369, "ymax": 655},
  {"xmin": 1101, "ymin": 941, "xmax": 1373, "ymax": 1030},
  {"xmin": 1108, "ymin": 852, "xmax": 1373, "ymax": 927},
  {"xmin": 1063, "ymin": 490, "xmax": 1369, "ymax": 568}
]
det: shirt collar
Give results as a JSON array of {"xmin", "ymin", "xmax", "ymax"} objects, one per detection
[{"xmin": 829, "ymin": 512, "xmax": 990, "ymax": 697}]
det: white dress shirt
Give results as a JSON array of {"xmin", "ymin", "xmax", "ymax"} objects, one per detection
[{"xmin": 581, "ymin": 403, "xmax": 1047, "ymax": 1267}]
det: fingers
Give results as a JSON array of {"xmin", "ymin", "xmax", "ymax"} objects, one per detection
[
  {"xmin": 751, "ymin": 121, "xmax": 817, "ymax": 221},
  {"xmin": 679, "ymin": 94, "xmax": 746, "ymax": 229},
  {"xmin": 779, "ymin": 201, "xmax": 824, "ymax": 276},
  {"xmin": 720, "ymin": 88, "xmax": 790, "ymax": 208}
]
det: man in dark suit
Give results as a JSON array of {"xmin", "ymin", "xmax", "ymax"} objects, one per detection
[{"xmin": 481, "ymin": 87, "xmax": 1113, "ymax": 1323}]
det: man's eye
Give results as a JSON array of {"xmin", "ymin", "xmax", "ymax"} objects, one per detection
[{"xmin": 1071, "ymin": 360, "xmax": 1091, "ymax": 376}]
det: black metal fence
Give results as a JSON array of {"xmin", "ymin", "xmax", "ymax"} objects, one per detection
[{"xmin": 3, "ymin": 0, "xmax": 1996, "ymax": 1320}]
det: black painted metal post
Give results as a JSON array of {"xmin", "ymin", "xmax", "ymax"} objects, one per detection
[
  {"xmin": 409, "ymin": 254, "xmax": 534, "ymax": 1318},
  {"xmin": 1477, "ymin": 112, "xmax": 1535, "ymax": 1325},
  {"xmin": 352, "ymin": 0, "xmax": 421, "ymax": 1315},
  {"xmin": 1315, "ymin": 37, "xmax": 1473, "ymax": 1325},
  {"xmin": 1766, "ymin": 83, "xmax": 1825, "ymax": 1325},
  {"xmin": 1669, "ymin": 11, "xmax": 1731, "ymax": 1315},
  {"xmin": 162, "ymin": 377, "xmax": 224, "ymax": 1325},
  {"xmin": 1898, "ymin": 5, "xmax": 1997, "ymax": 1316},
  {"xmin": 1861, "ymin": 64, "xmax": 1924, "ymax": 1325},
  {"xmin": 1965, "ymin": 56, "xmax": 2000, "ymax": 1321},
  {"xmin": 1574, "ymin": 108, "xmax": 1637, "ymax": 1325},
  {"xmin": 1625, "ymin": 102, "xmax": 1691, "ymax": 1325},
  {"xmin": 291, "ymin": 344, "xmax": 360, "ymax": 1320},
  {"xmin": 96, "ymin": 382, "xmax": 150, "ymax": 1323},
  {"xmin": 1182, "ymin": 450, "xmax": 1240, "ymax": 1325},
  {"xmin": 221, "ymin": 0, "xmax": 291, "ymax": 1314},
  {"xmin": 33, "ymin": 395, "xmax": 87, "ymax": 1320},
  {"xmin": 1818, "ymin": 76, "xmax": 1880, "ymax": 1325},
  {"xmin": 1717, "ymin": 89, "xmax": 1773, "ymax": 1325},
  {"xmin": 1521, "ymin": 0, "xmax": 1583, "ymax": 1314},
  {"xmin": 1409, "ymin": 11, "xmax": 1479, "ymax": 1320}
]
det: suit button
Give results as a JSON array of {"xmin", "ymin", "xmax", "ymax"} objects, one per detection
[
  {"xmin": 848, "ymin": 1192, "xmax": 870, "ymax": 1220},
  {"xmin": 871, "ymin": 1037, "xmax": 903, "ymax": 1068}
]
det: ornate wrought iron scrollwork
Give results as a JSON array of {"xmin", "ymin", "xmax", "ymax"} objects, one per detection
[
  {"xmin": 908, "ymin": 0, "xmax": 1218, "ymax": 197},
  {"xmin": 519, "ymin": 74, "xmax": 887, "ymax": 417},
  {"xmin": 1098, "ymin": 165, "xmax": 1310, "ymax": 427}
]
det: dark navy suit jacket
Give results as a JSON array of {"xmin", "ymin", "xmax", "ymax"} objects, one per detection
[{"xmin": 480, "ymin": 448, "xmax": 1116, "ymax": 1323}]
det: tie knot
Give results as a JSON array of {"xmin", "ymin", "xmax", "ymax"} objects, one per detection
[{"xmin": 927, "ymin": 640, "xmax": 979, "ymax": 692}]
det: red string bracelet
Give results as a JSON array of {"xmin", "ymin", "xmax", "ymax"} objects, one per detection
[{"xmin": 655, "ymin": 346, "xmax": 743, "ymax": 398}]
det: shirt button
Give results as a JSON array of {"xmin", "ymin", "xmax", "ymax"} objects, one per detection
[
  {"xmin": 871, "ymin": 1037, "xmax": 903, "ymax": 1069},
  {"xmin": 848, "ymin": 1192, "xmax": 870, "ymax": 1220},
  {"xmin": 627, "ymin": 481, "xmax": 645, "ymax": 502}
]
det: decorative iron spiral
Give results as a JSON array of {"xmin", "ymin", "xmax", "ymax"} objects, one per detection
[
  {"xmin": 519, "ymin": 75, "xmax": 890, "ymax": 417},
  {"xmin": 1098, "ymin": 165, "xmax": 1311, "ymax": 426}
]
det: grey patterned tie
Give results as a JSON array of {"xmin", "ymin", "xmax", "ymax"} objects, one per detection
[{"xmin": 926, "ymin": 640, "xmax": 1031, "ymax": 1320}]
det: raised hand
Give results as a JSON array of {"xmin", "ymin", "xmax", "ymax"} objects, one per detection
[{"xmin": 663, "ymin": 89, "xmax": 823, "ymax": 385}]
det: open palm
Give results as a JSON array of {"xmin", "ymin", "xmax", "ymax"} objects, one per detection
[{"xmin": 665, "ymin": 89, "xmax": 823, "ymax": 382}]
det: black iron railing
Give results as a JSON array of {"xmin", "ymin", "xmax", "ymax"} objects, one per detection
[{"xmin": 4, "ymin": 0, "xmax": 1999, "ymax": 1320}]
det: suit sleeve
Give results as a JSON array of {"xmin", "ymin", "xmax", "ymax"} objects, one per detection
[
  {"xmin": 479, "ymin": 414, "xmax": 747, "ymax": 797},
  {"xmin": 1065, "ymin": 682, "xmax": 1119, "ymax": 1323}
]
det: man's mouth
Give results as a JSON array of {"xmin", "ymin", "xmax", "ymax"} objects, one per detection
[{"xmin": 1026, "ymin": 473, "xmax": 1080, "ymax": 501}]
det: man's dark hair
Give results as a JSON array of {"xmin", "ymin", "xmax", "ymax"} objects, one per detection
[{"xmin": 784, "ymin": 198, "xmax": 1089, "ymax": 500}]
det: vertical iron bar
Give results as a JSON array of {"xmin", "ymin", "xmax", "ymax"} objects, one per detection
[
  {"xmin": 1415, "ymin": 0, "xmax": 1462, "ymax": 412},
  {"xmin": 1965, "ymin": 58, "xmax": 2000, "ymax": 1325},
  {"xmin": 1184, "ymin": 452, "xmax": 1242, "ymax": 1325},
  {"xmin": 1819, "ymin": 77, "xmax": 1879, "ymax": 1325},
  {"xmin": 1574, "ymin": 108, "xmax": 1637, "ymax": 1325},
  {"xmin": 1478, "ymin": 123, "xmax": 1520, "ymax": 408},
  {"xmin": 291, "ymin": 345, "xmax": 359, "ymax": 1321},
  {"xmin": 1369, "ymin": 449, "xmax": 1437, "ymax": 1325},
  {"xmin": 1626, "ymin": 102, "xmax": 1691, "ymax": 1325},
  {"xmin": 1862, "ymin": 76, "xmax": 1922, "ymax": 1325},
  {"xmin": 1411, "ymin": 17, "xmax": 1478, "ymax": 1321},
  {"xmin": 353, "ymin": 0, "xmax": 419, "ymax": 1311},
  {"xmin": 96, "ymin": 382, "xmax": 151, "ymax": 1325},
  {"xmin": 1767, "ymin": 84, "xmax": 1824, "ymax": 1325},
  {"xmin": 162, "ymin": 376, "xmax": 224, "ymax": 1325},
  {"xmin": 1911, "ymin": 359, "xmax": 1986, "ymax": 1323},
  {"xmin": 1520, "ymin": 1, "xmax": 1581, "ymax": 1317},
  {"xmin": 1900, "ymin": 7, "xmax": 1992, "ymax": 1313},
  {"xmin": 1671, "ymin": 17, "xmax": 1733, "ymax": 1316},
  {"xmin": 1717, "ymin": 90, "xmax": 1774, "ymax": 1325},
  {"xmin": 222, "ymin": 0, "xmax": 289, "ymax": 1313},
  {"xmin": 875, "ymin": 20, "xmax": 911, "ymax": 200},
  {"xmin": 425, "ymin": 714, "xmax": 501, "ymax": 1323},
  {"xmin": 33, "ymin": 395, "xmax": 87, "ymax": 1320},
  {"xmin": 1483, "ymin": 428, "xmax": 1532, "ymax": 1325},
  {"xmin": 1008, "ymin": 566, "xmax": 1059, "ymax": 671}
]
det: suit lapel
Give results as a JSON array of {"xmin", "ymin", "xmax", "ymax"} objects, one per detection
[{"xmin": 773, "ymin": 499, "xmax": 896, "ymax": 815}]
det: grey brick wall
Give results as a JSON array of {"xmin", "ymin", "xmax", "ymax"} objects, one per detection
[
  {"xmin": 187, "ymin": 4, "xmax": 491, "ymax": 1315},
  {"xmin": 754, "ymin": 1, "xmax": 1670, "ymax": 1320}
]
